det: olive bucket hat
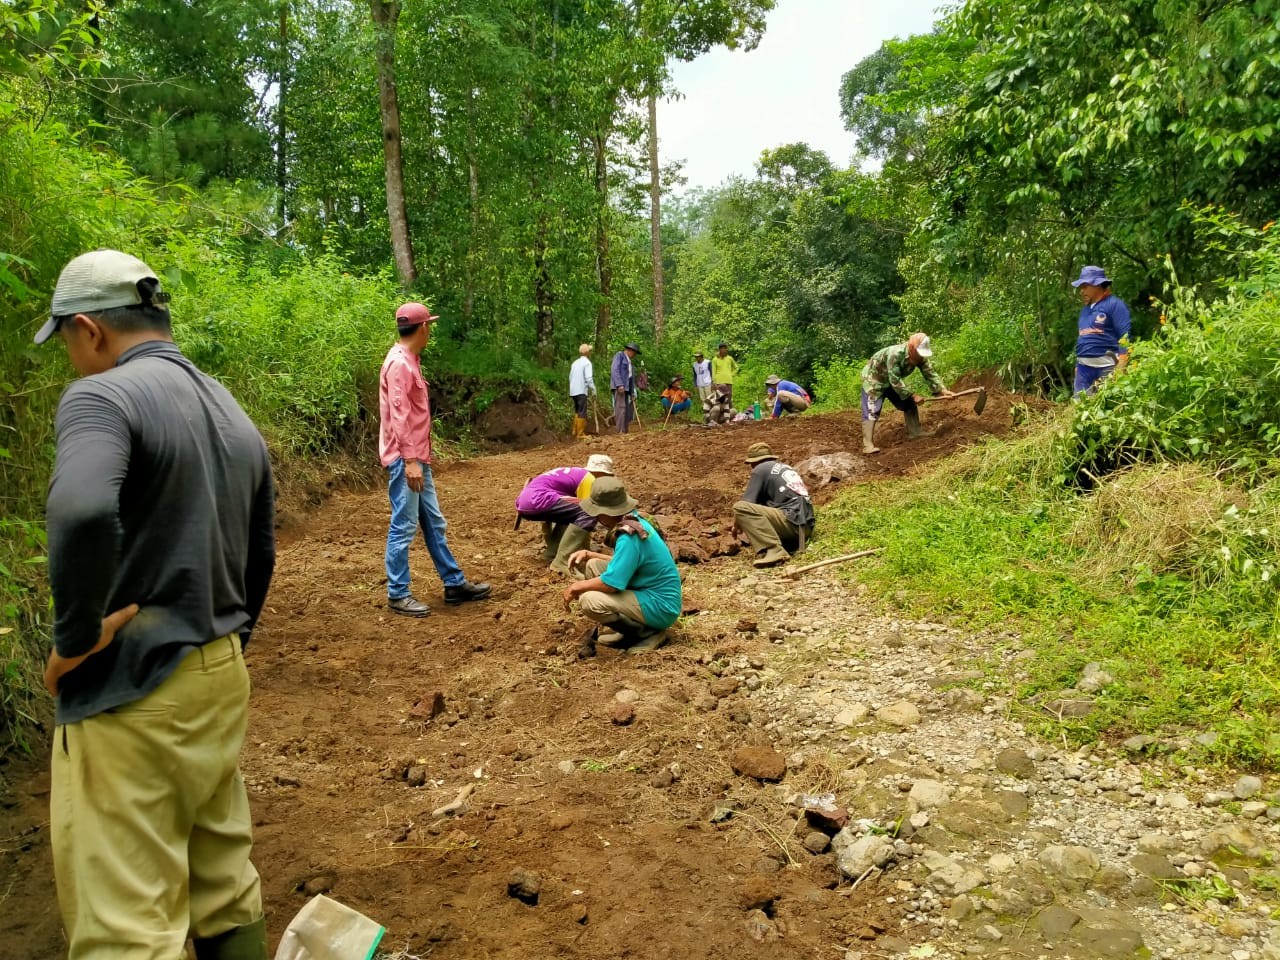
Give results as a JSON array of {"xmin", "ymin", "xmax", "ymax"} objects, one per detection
[
  {"xmin": 580, "ymin": 476, "xmax": 638, "ymax": 517},
  {"xmin": 744, "ymin": 442, "xmax": 777, "ymax": 464}
]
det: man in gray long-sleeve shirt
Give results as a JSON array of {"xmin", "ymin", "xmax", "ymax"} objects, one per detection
[
  {"xmin": 35, "ymin": 249, "xmax": 275, "ymax": 960},
  {"xmin": 610, "ymin": 342, "xmax": 640, "ymax": 433}
]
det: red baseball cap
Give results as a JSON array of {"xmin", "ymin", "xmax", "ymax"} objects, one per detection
[{"xmin": 395, "ymin": 302, "xmax": 440, "ymax": 326}]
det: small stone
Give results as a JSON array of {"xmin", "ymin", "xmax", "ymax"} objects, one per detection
[
  {"xmin": 507, "ymin": 868, "xmax": 541, "ymax": 905},
  {"xmin": 735, "ymin": 618, "xmax": 758, "ymax": 633},
  {"xmin": 693, "ymin": 694, "xmax": 719, "ymax": 713},
  {"xmin": 875, "ymin": 700, "xmax": 921, "ymax": 727},
  {"xmin": 804, "ymin": 805, "xmax": 850, "ymax": 834},
  {"xmin": 731, "ymin": 746, "xmax": 786, "ymax": 782},
  {"xmin": 995, "ymin": 748, "xmax": 1036, "ymax": 779},
  {"xmin": 710, "ymin": 677, "xmax": 741, "ymax": 699},
  {"xmin": 557, "ymin": 760, "xmax": 576, "ymax": 775},
  {"xmin": 1235, "ymin": 775, "xmax": 1264, "ymax": 800},
  {"xmin": 831, "ymin": 831, "xmax": 895, "ymax": 880},
  {"xmin": 1077, "ymin": 662, "xmax": 1114, "ymax": 692},
  {"xmin": 1242, "ymin": 801, "xmax": 1269, "ymax": 818},
  {"xmin": 1201, "ymin": 824, "xmax": 1266, "ymax": 863},
  {"xmin": 1037, "ymin": 905, "xmax": 1081, "ymax": 939},
  {"xmin": 649, "ymin": 767, "xmax": 674, "ymax": 789},
  {"xmin": 1130, "ymin": 853, "xmax": 1178, "ymax": 880},
  {"xmin": 409, "ymin": 691, "xmax": 447, "ymax": 719},
  {"xmin": 302, "ymin": 875, "xmax": 334, "ymax": 896},
  {"xmin": 834, "ymin": 704, "xmax": 869, "ymax": 726},
  {"xmin": 610, "ymin": 702, "xmax": 635, "ymax": 726},
  {"xmin": 744, "ymin": 909, "xmax": 779, "ymax": 942},
  {"xmin": 920, "ymin": 850, "xmax": 985, "ymax": 895},
  {"xmin": 978, "ymin": 924, "xmax": 1003, "ymax": 942},
  {"xmin": 803, "ymin": 831, "xmax": 831, "ymax": 854},
  {"xmin": 908, "ymin": 778, "xmax": 952, "ymax": 811},
  {"xmin": 987, "ymin": 853, "xmax": 1016, "ymax": 874},
  {"xmin": 1040, "ymin": 845, "xmax": 1100, "ymax": 885},
  {"xmin": 614, "ymin": 688, "xmax": 639, "ymax": 705},
  {"xmin": 406, "ymin": 765, "xmax": 428, "ymax": 788}
]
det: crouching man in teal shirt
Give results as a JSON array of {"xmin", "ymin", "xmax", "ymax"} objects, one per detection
[{"xmin": 563, "ymin": 476, "xmax": 682, "ymax": 655}]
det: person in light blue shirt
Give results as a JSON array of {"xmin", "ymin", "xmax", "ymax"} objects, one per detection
[
  {"xmin": 568, "ymin": 343, "xmax": 596, "ymax": 438},
  {"xmin": 764, "ymin": 375, "xmax": 811, "ymax": 417},
  {"xmin": 562, "ymin": 476, "xmax": 682, "ymax": 655}
]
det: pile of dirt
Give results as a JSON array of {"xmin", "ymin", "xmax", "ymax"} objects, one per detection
[{"xmin": 0, "ymin": 397, "xmax": 1027, "ymax": 959}]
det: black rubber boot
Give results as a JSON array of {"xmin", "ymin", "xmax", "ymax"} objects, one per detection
[
  {"xmin": 904, "ymin": 408, "xmax": 935, "ymax": 439},
  {"xmin": 192, "ymin": 918, "xmax": 268, "ymax": 960}
]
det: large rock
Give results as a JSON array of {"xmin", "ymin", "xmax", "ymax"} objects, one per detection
[
  {"xmin": 831, "ymin": 831, "xmax": 895, "ymax": 880},
  {"xmin": 1130, "ymin": 853, "xmax": 1178, "ymax": 880},
  {"xmin": 907, "ymin": 779, "xmax": 952, "ymax": 812},
  {"xmin": 1040, "ymin": 845, "xmax": 1100, "ymax": 885},
  {"xmin": 1074, "ymin": 926, "xmax": 1146, "ymax": 957},
  {"xmin": 995, "ymin": 747, "xmax": 1036, "ymax": 779},
  {"xmin": 1200, "ymin": 824, "xmax": 1267, "ymax": 863},
  {"xmin": 875, "ymin": 700, "xmax": 921, "ymax": 727},
  {"xmin": 730, "ymin": 746, "xmax": 786, "ymax": 782},
  {"xmin": 796, "ymin": 452, "xmax": 866, "ymax": 487},
  {"xmin": 920, "ymin": 850, "xmax": 985, "ymax": 895},
  {"xmin": 1037, "ymin": 905, "xmax": 1082, "ymax": 939}
]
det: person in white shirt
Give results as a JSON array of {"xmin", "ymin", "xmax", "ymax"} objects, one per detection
[
  {"xmin": 568, "ymin": 343, "xmax": 596, "ymax": 439},
  {"xmin": 692, "ymin": 351, "xmax": 713, "ymax": 404}
]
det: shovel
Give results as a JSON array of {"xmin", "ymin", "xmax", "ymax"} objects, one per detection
[{"xmin": 920, "ymin": 386, "xmax": 987, "ymax": 415}]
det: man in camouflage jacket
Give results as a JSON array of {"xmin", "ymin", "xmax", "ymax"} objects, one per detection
[{"xmin": 860, "ymin": 333, "xmax": 953, "ymax": 454}]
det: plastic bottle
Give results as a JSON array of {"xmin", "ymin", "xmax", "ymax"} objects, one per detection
[{"xmin": 752, "ymin": 401, "xmax": 761, "ymax": 420}]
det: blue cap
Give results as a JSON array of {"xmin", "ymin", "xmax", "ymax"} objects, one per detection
[{"xmin": 1071, "ymin": 265, "xmax": 1110, "ymax": 288}]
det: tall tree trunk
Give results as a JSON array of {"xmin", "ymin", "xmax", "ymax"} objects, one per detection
[
  {"xmin": 464, "ymin": 88, "xmax": 479, "ymax": 321},
  {"xmin": 370, "ymin": 0, "xmax": 417, "ymax": 287},
  {"xmin": 648, "ymin": 90, "xmax": 664, "ymax": 341},
  {"xmin": 275, "ymin": 2, "xmax": 288, "ymax": 228},
  {"xmin": 593, "ymin": 128, "xmax": 612, "ymax": 356},
  {"xmin": 534, "ymin": 215, "xmax": 555, "ymax": 365}
]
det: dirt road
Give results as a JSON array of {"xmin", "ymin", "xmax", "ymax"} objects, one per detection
[{"xmin": 15, "ymin": 398, "xmax": 1275, "ymax": 960}]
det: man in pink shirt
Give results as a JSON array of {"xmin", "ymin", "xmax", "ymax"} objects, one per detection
[{"xmin": 380, "ymin": 302, "xmax": 491, "ymax": 616}]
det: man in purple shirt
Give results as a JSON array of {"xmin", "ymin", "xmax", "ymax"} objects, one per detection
[
  {"xmin": 515, "ymin": 454, "xmax": 616, "ymax": 574},
  {"xmin": 1071, "ymin": 265, "xmax": 1131, "ymax": 395}
]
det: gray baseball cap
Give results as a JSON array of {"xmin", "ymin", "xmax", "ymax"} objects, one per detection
[{"xmin": 36, "ymin": 249, "xmax": 169, "ymax": 344}]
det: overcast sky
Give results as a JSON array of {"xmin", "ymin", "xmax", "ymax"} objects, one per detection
[{"xmin": 662, "ymin": 0, "xmax": 943, "ymax": 191}]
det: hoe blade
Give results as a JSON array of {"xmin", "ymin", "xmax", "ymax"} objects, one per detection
[{"xmin": 973, "ymin": 387, "xmax": 988, "ymax": 416}]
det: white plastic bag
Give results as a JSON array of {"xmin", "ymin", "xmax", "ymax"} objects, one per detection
[{"xmin": 273, "ymin": 894, "xmax": 386, "ymax": 960}]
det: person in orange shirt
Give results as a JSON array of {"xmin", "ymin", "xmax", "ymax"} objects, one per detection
[{"xmin": 660, "ymin": 376, "xmax": 692, "ymax": 416}]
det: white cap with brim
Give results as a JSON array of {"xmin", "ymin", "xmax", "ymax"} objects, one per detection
[
  {"xmin": 36, "ymin": 250, "xmax": 167, "ymax": 344},
  {"xmin": 914, "ymin": 335, "xmax": 933, "ymax": 358},
  {"xmin": 584, "ymin": 454, "xmax": 615, "ymax": 475}
]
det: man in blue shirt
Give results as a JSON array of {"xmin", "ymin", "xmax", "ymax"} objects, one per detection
[
  {"xmin": 1071, "ymin": 265, "xmax": 1131, "ymax": 395},
  {"xmin": 764, "ymin": 375, "xmax": 810, "ymax": 417},
  {"xmin": 562, "ymin": 476, "xmax": 682, "ymax": 655}
]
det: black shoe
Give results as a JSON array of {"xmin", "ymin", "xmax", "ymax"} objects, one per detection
[
  {"xmin": 444, "ymin": 580, "xmax": 492, "ymax": 605},
  {"xmin": 389, "ymin": 595, "xmax": 431, "ymax": 617}
]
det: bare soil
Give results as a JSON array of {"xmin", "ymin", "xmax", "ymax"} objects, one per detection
[{"xmin": 0, "ymin": 398, "xmax": 1015, "ymax": 960}]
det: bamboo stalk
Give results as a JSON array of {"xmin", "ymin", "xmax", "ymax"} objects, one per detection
[{"xmin": 783, "ymin": 548, "xmax": 883, "ymax": 580}]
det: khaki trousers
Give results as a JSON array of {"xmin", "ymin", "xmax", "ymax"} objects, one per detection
[
  {"xmin": 776, "ymin": 390, "xmax": 810, "ymax": 414},
  {"xmin": 52, "ymin": 636, "xmax": 262, "ymax": 960},
  {"xmin": 575, "ymin": 557, "xmax": 648, "ymax": 626},
  {"xmin": 733, "ymin": 501, "xmax": 800, "ymax": 554}
]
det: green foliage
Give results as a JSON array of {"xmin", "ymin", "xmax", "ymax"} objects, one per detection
[
  {"xmin": 822, "ymin": 457, "xmax": 1280, "ymax": 768},
  {"xmin": 666, "ymin": 156, "xmax": 906, "ymax": 387}
]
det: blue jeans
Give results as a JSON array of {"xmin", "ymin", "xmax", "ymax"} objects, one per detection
[
  {"xmin": 1073, "ymin": 362, "xmax": 1115, "ymax": 395},
  {"xmin": 385, "ymin": 458, "xmax": 465, "ymax": 598},
  {"xmin": 660, "ymin": 398, "xmax": 691, "ymax": 414}
]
